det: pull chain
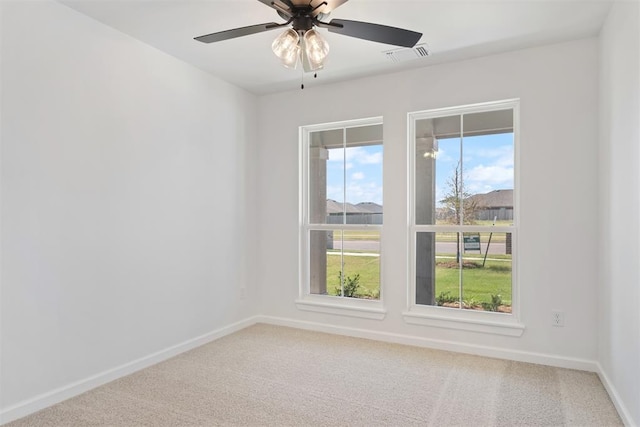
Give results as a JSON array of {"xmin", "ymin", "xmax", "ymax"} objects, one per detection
[{"xmin": 300, "ymin": 70, "xmax": 318, "ymax": 90}]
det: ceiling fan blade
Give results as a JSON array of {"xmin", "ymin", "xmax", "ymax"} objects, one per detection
[
  {"xmin": 327, "ymin": 19, "xmax": 422, "ymax": 48},
  {"xmin": 312, "ymin": 0, "xmax": 349, "ymax": 15},
  {"xmin": 194, "ymin": 22, "xmax": 282, "ymax": 43}
]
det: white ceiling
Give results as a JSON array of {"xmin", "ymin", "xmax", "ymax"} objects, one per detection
[{"xmin": 59, "ymin": 0, "xmax": 613, "ymax": 94}]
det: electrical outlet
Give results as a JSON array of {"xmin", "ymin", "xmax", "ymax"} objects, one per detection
[
  {"xmin": 240, "ymin": 286, "xmax": 247, "ymax": 300},
  {"xmin": 552, "ymin": 310, "xmax": 565, "ymax": 327}
]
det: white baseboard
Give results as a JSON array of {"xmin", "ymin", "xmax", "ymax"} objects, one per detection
[
  {"xmin": 595, "ymin": 363, "xmax": 636, "ymax": 427},
  {"xmin": 257, "ymin": 315, "xmax": 599, "ymax": 372},
  {"xmin": 0, "ymin": 316, "xmax": 260, "ymax": 426},
  {"xmin": 5, "ymin": 315, "xmax": 630, "ymax": 426}
]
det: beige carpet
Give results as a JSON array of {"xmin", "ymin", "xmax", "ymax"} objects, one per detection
[{"xmin": 7, "ymin": 324, "xmax": 622, "ymax": 426}]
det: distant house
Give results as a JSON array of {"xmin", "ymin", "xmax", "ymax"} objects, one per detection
[
  {"xmin": 326, "ymin": 200, "xmax": 383, "ymax": 224},
  {"xmin": 467, "ymin": 189, "xmax": 514, "ymax": 221}
]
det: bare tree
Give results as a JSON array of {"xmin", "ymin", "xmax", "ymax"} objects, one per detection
[
  {"xmin": 440, "ymin": 161, "xmax": 478, "ymax": 225},
  {"xmin": 440, "ymin": 162, "xmax": 478, "ymax": 262}
]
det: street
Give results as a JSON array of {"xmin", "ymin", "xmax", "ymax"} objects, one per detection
[{"xmin": 331, "ymin": 240, "xmax": 507, "ymax": 255}]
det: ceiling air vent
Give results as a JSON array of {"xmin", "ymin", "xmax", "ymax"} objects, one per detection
[{"xmin": 383, "ymin": 43, "xmax": 430, "ymax": 63}]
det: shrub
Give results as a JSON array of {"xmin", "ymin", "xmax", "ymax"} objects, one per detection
[
  {"xmin": 481, "ymin": 294, "xmax": 503, "ymax": 311},
  {"xmin": 436, "ymin": 291, "xmax": 458, "ymax": 306},
  {"xmin": 335, "ymin": 272, "xmax": 361, "ymax": 297}
]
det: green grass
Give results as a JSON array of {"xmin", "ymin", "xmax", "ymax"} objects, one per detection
[
  {"xmin": 331, "ymin": 230, "xmax": 380, "ymax": 241},
  {"xmin": 323, "ymin": 226, "xmax": 511, "ymax": 304},
  {"xmin": 434, "ymin": 257, "xmax": 512, "ymax": 305},
  {"xmin": 326, "ymin": 253, "xmax": 380, "ymax": 298},
  {"xmin": 323, "ymin": 252, "xmax": 511, "ymax": 306}
]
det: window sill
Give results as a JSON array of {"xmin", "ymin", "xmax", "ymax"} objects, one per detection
[
  {"xmin": 402, "ymin": 308, "xmax": 525, "ymax": 337},
  {"xmin": 295, "ymin": 296, "xmax": 386, "ymax": 320}
]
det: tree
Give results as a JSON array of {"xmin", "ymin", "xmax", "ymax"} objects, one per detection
[
  {"xmin": 440, "ymin": 162, "xmax": 478, "ymax": 262},
  {"xmin": 440, "ymin": 161, "xmax": 478, "ymax": 225}
]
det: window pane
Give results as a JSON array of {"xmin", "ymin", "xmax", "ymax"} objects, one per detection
[
  {"xmin": 328, "ymin": 230, "xmax": 380, "ymax": 299},
  {"xmin": 318, "ymin": 124, "xmax": 384, "ymax": 225},
  {"xmin": 416, "ymin": 231, "xmax": 463, "ymax": 307},
  {"xmin": 310, "ymin": 129, "xmax": 343, "ymax": 224},
  {"xmin": 416, "ymin": 231, "xmax": 513, "ymax": 311},
  {"xmin": 342, "ymin": 231, "xmax": 380, "ymax": 299},
  {"xmin": 461, "ymin": 232, "xmax": 512, "ymax": 313},
  {"xmin": 345, "ymin": 144, "xmax": 383, "ymax": 225},
  {"xmin": 415, "ymin": 116, "xmax": 462, "ymax": 225},
  {"xmin": 434, "ymin": 232, "xmax": 463, "ymax": 308},
  {"xmin": 344, "ymin": 124, "xmax": 383, "ymax": 225},
  {"xmin": 462, "ymin": 110, "xmax": 514, "ymax": 226},
  {"xmin": 310, "ymin": 230, "xmax": 339, "ymax": 295}
]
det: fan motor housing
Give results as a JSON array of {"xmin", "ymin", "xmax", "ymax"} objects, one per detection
[{"xmin": 292, "ymin": 15, "xmax": 314, "ymax": 32}]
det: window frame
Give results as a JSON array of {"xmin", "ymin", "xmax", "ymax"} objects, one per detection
[
  {"xmin": 405, "ymin": 100, "xmax": 524, "ymax": 336},
  {"xmin": 298, "ymin": 116, "xmax": 386, "ymax": 320}
]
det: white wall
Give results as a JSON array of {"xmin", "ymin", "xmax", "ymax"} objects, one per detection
[
  {"xmin": 257, "ymin": 39, "xmax": 600, "ymax": 362},
  {"xmin": 0, "ymin": 0, "xmax": 258, "ymax": 418},
  {"xmin": 598, "ymin": 2, "xmax": 640, "ymax": 425}
]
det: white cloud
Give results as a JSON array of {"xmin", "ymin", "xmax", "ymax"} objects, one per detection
[
  {"xmin": 466, "ymin": 164, "xmax": 513, "ymax": 183},
  {"xmin": 465, "ymin": 164, "xmax": 514, "ymax": 194},
  {"xmin": 326, "ymin": 182, "xmax": 382, "ymax": 205},
  {"xmin": 325, "ymin": 146, "xmax": 383, "ymax": 204},
  {"xmin": 328, "ymin": 148, "xmax": 343, "ymax": 162},
  {"xmin": 346, "ymin": 182, "xmax": 383, "ymax": 205},
  {"xmin": 327, "ymin": 185, "xmax": 344, "ymax": 202},
  {"xmin": 464, "ymin": 144, "xmax": 513, "ymax": 167},
  {"xmin": 434, "ymin": 147, "xmax": 455, "ymax": 163},
  {"xmin": 360, "ymin": 151, "xmax": 382, "ymax": 164}
]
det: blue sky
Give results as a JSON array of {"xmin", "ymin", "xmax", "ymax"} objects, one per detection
[
  {"xmin": 326, "ymin": 133, "xmax": 513, "ymax": 206},
  {"xmin": 326, "ymin": 145, "xmax": 384, "ymax": 205},
  {"xmin": 434, "ymin": 133, "xmax": 514, "ymax": 206}
]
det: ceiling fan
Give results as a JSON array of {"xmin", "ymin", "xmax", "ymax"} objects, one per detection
[{"xmin": 194, "ymin": 0, "xmax": 422, "ymax": 73}]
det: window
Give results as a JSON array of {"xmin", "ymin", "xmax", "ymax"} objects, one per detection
[
  {"xmin": 298, "ymin": 117, "xmax": 385, "ymax": 319},
  {"xmin": 406, "ymin": 100, "xmax": 523, "ymax": 335}
]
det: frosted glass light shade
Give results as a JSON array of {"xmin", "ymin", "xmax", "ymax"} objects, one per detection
[
  {"xmin": 303, "ymin": 29, "xmax": 329, "ymax": 71},
  {"xmin": 272, "ymin": 28, "xmax": 300, "ymax": 69}
]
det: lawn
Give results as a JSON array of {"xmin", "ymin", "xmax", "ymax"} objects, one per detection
[
  {"xmin": 434, "ymin": 255, "xmax": 512, "ymax": 307},
  {"xmin": 323, "ymin": 226, "xmax": 512, "ymax": 307},
  {"xmin": 326, "ymin": 252, "xmax": 380, "ymax": 298},
  {"xmin": 324, "ymin": 251, "xmax": 512, "ymax": 307}
]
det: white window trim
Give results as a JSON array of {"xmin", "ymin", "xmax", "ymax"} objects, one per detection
[
  {"xmin": 298, "ymin": 117, "xmax": 386, "ymax": 320},
  {"xmin": 405, "ymin": 99, "xmax": 523, "ymax": 336}
]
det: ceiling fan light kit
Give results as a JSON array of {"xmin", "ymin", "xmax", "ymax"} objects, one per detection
[
  {"xmin": 272, "ymin": 28, "xmax": 301, "ymax": 68},
  {"xmin": 302, "ymin": 29, "xmax": 330, "ymax": 70},
  {"xmin": 195, "ymin": 0, "xmax": 422, "ymax": 82},
  {"xmin": 271, "ymin": 27, "xmax": 329, "ymax": 70}
]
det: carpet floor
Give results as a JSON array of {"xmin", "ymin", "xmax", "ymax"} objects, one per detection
[{"xmin": 7, "ymin": 324, "xmax": 622, "ymax": 426}]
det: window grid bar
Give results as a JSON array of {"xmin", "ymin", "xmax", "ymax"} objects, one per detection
[
  {"xmin": 458, "ymin": 114, "xmax": 464, "ymax": 307},
  {"xmin": 340, "ymin": 230, "xmax": 345, "ymax": 297},
  {"xmin": 342, "ymin": 127, "xmax": 346, "ymax": 227},
  {"xmin": 460, "ymin": 113, "xmax": 465, "ymax": 227}
]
